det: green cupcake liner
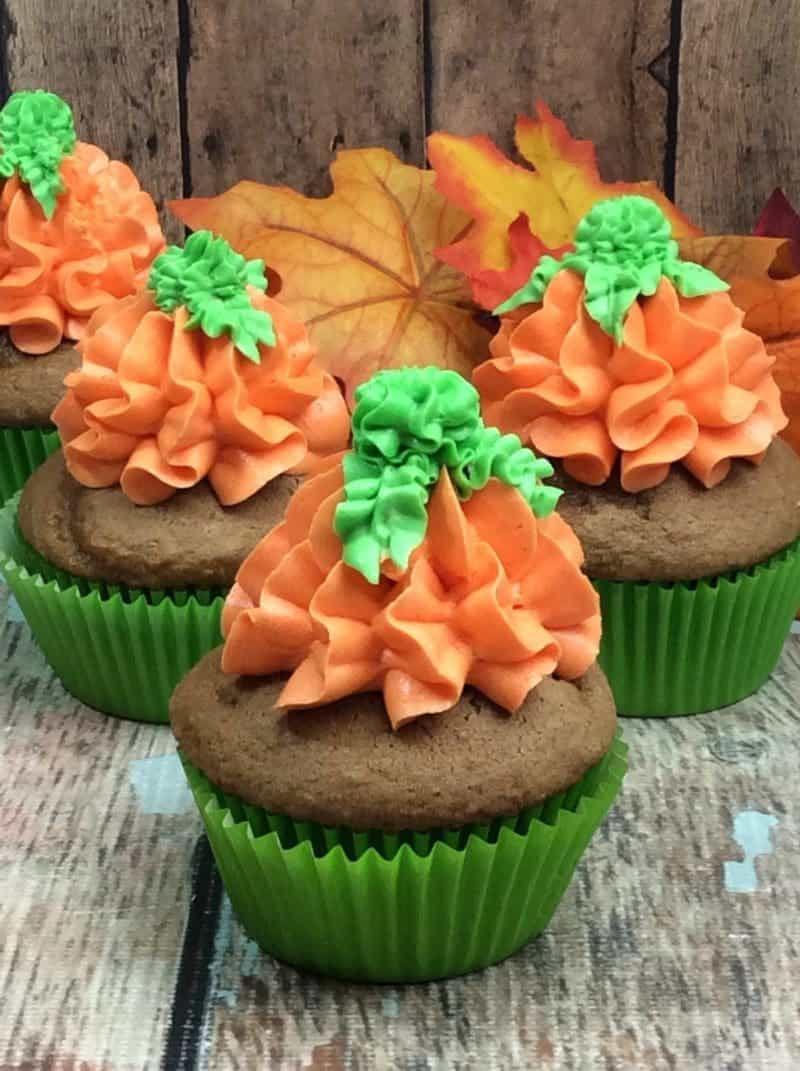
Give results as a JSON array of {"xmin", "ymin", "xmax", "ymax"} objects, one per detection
[
  {"xmin": 0, "ymin": 493, "xmax": 224, "ymax": 723},
  {"xmin": 180, "ymin": 731, "xmax": 627, "ymax": 983},
  {"xmin": 0, "ymin": 425, "xmax": 60, "ymax": 504},
  {"xmin": 595, "ymin": 537, "xmax": 800, "ymax": 717}
]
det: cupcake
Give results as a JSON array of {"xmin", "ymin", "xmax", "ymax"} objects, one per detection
[
  {"xmin": 0, "ymin": 230, "xmax": 349, "ymax": 722},
  {"xmin": 474, "ymin": 195, "xmax": 800, "ymax": 716},
  {"xmin": 0, "ymin": 89, "xmax": 164, "ymax": 501},
  {"xmin": 172, "ymin": 366, "xmax": 626, "ymax": 982}
]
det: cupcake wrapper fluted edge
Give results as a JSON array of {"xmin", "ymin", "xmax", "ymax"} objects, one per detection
[
  {"xmin": 0, "ymin": 426, "xmax": 59, "ymax": 504},
  {"xmin": 0, "ymin": 493, "xmax": 223, "ymax": 722},
  {"xmin": 180, "ymin": 732, "xmax": 628, "ymax": 983},
  {"xmin": 596, "ymin": 538, "xmax": 800, "ymax": 717}
]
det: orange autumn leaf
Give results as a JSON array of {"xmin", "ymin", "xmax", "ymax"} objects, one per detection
[
  {"xmin": 681, "ymin": 233, "xmax": 800, "ymax": 455},
  {"xmin": 169, "ymin": 149, "xmax": 489, "ymax": 400},
  {"xmin": 769, "ymin": 335, "xmax": 800, "ymax": 456},
  {"xmin": 678, "ymin": 234, "xmax": 792, "ymax": 283},
  {"xmin": 428, "ymin": 101, "xmax": 700, "ymax": 308}
]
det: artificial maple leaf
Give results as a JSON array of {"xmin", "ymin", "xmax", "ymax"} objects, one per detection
[
  {"xmin": 770, "ymin": 334, "xmax": 800, "ymax": 456},
  {"xmin": 465, "ymin": 212, "xmax": 571, "ymax": 311},
  {"xmin": 428, "ymin": 101, "xmax": 700, "ymax": 308},
  {"xmin": 678, "ymin": 234, "xmax": 789, "ymax": 282},
  {"xmin": 681, "ymin": 229, "xmax": 800, "ymax": 455},
  {"xmin": 169, "ymin": 149, "xmax": 489, "ymax": 400}
]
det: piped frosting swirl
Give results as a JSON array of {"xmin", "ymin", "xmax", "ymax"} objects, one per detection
[
  {"xmin": 475, "ymin": 196, "xmax": 787, "ymax": 491},
  {"xmin": 0, "ymin": 91, "xmax": 165, "ymax": 353},
  {"xmin": 221, "ymin": 367, "xmax": 601, "ymax": 728},
  {"xmin": 53, "ymin": 232, "xmax": 350, "ymax": 505}
]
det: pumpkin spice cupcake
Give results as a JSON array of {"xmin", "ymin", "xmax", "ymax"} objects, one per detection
[
  {"xmin": 0, "ymin": 89, "xmax": 164, "ymax": 501},
  {"xmin": 474, "ymin": 195, "xmax": 800, "ymax": 715},
  {"xmin": 0, "ymin": 230, "xmax": 349, "ymax": 722},
  {"xmin": 172, "ymin": 367, "xmax": 626, "ymax": 982}
]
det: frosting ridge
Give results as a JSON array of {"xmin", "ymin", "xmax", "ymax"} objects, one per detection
[
  {"xmin": 149, "ymin": 230, "xmax": 276, "ymax": 360},
  {"xmin": 222, "ymin": 456, "xmax": 600, "ymax": 728},
  {"xmin": 0, "ymin": 140, "xmax": 165, "ymax": 353},
  {"xmin": 53, "ymin": 287, "xmax": 350, "ymax": 505},
  {"xmin": 477, "ymin": 263, "xmax": 787, "ymax": 492},
  {"xmin": 0, "ymin": 90, "xmax": 76, "ymax": 218},
  {"xmin": 495, "ymin": 195, "xmax": 727, "ymax": 341},
  {"xmin": 334, "ymin": 366, "xmax": 562, "ymax": 581}
]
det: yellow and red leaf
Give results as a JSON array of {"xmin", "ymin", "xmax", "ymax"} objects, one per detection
[
  {"xmin": 428, "ymin": 101, "xmax": 700, "ymax": 308},
  {"xmin": 441, "ymin": 212, "xmax": 570, "ymax": 312}
]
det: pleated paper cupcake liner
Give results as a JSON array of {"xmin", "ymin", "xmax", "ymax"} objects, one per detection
[
  {"xmin": 180, "ymin": 731, "xmax": 627, "ymax": 983},
  {"xmin": 0, "ymin": 425, "xmax": 59, "ymax": 504},
  {"xmin": 595, "ymin": 537, "xmax": 800, "ymax": 717},
  {"xmin": 0, "ymin": 494, "xmax": 223, "ymax": 723}
]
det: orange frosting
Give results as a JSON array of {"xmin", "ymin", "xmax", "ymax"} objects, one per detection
[
  {"xmin": 0, "ymin": 142, "xmax": 165, "ymax": 354},
  {"xmin": 222, "ymin": 457, "xmax": 600, "ymax": 729},
  {"xmin": 475, "ymin": 271, "xmax": 788, "ymax": 491},
  {"xmin": 53, "ymin": 289, "xmax": 350, "ymax": 505}
]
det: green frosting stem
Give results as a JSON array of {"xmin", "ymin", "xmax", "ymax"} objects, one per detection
[
  {"xmin": 148, "ymin": 230, "xmax": 276, "ymax": 362},
  {"xmin": 335, "ymin": 453, "xmax": 434, "ymax": 584},
  {"xmin": 0, "ymin": 90, "xmax": 77, "ymax": 218},
  {"xmin": 333, "ymin": 367, "xmax": 562, "ymax": 583},
  {"xmin": 494, "ymin": 195, "xmax": 728, "ymax": 342},
  {"xmin": 450, "ymin": 426, "xmax": 561, "ymax": 517}
]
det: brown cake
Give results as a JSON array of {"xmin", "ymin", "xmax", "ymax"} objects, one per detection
[
  {"xmin": 0, "ymin": 336, "xmax": 79, "ymax": 427},
  {"xmin": 172, "ymin": 650, "xmax": 615, "ymax": 830},
  {"xmin": 552, "ymin": 438, "xmax": 800, "ymax": 582},
  {"xmin": 20, "ymin": 452, "xmax": 295, "ymax": 589}
]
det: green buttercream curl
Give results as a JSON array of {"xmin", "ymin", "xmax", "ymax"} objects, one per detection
[
  {"xmin": 494, "ymin": 195, "xmax": 729, "ymax": 342},
  {"xmin": 333, "ymin": 366, "xmax": 562, "ymax": 583},
  {"xmin": 148, "ymin": 230, "xmax": 276, "ymax": 362},
  {"xmin": 450, "ymin": 425, "xmax": 562, "ymax": 518},
  {"xmin": 0, "ymin": 90, "xmax": 76, "ymax": 219}
]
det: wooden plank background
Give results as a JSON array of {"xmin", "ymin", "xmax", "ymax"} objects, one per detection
[{"xmin": 1, "ymin": 0, "xmax": 798, "ymax": 236}]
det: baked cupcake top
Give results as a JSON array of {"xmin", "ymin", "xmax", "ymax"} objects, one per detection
[
  {"xmin": 171, "ymin": 650, "xmax": 615, "ymax": 829},
  {"xmin": 474, "ymin": 195, "xmax": 787, "ymax": 492},
  {"xmin": 0, "ymin": 90, "xmax": 164, "ymax": 353},
  {"xmin": 53, "ymin": 231, "xmax": 350, "ymax": 506},
  {"xmin": 221, "ymin": 366, "xmax": 602, "ymax": 729}
]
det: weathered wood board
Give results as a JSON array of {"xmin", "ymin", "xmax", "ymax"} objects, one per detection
[
  {"xmin": 185, "ymin": 0, "xmax": 426, "ymax": 196},
  {"xmin": 677, "ymin": 0, "xmax": 800, "ymax": 231},
  {"xmin": 3, "ymin": 1, "xmax": 799, "ymax": 233}
]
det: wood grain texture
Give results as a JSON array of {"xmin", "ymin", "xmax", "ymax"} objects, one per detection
[
  {"xmin": 677, "ymin": 0, "xmax": 800, "ymax": 232},
  {"xmin": 0, "ymin": 586, "xmax": 200, "ymax": 1070},
  {"xmin": 3, "ymin": 0, "xmax": 183, "ymax": 239},
  {"xmin": 427, "ymin": 0, "xmax": 671, "ymax": 183},
  {"xmin": 185, "ymin": 1, "xmax": 426, "ymax": 197}
]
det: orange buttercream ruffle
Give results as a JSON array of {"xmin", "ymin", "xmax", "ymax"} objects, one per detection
[
  {"xmin": 222, "ymin": 460, "xmax": 601, "ymax": 729},
  {"xmin": 475, "ymin": 271, "xmax": 788, "ymax": 491},
  {"xmin": 53, "ymin": 290, "xmax": 350, "ymax": 505},
  {"xmin": 0, "ymin": 142, "xmax": 165, "ymax": 354}
]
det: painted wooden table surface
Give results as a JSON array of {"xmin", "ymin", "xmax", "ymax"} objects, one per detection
[{"xmin": 1, "ymin": 577, "xmax": 798, "ymax": 1071}]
